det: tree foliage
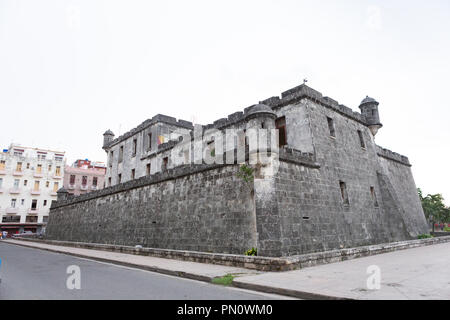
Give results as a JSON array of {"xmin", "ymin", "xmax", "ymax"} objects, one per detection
[{"xmin": 418, "ymin": 188, "xmax": 450, "ymax": 224}]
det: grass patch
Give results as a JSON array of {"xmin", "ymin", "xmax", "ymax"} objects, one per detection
[{"xmin": 211, "ymin": 274, "xmax": 235, "ymax": 286}]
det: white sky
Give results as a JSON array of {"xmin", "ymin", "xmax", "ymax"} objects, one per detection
[{"xmin": 0, "ymin": 0, "xmax": 449, "ymax": 204}]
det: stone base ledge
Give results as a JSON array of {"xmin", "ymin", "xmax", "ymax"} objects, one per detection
[{"xmin": 12, "ymin": 235, "xmax": 450, "ymax": 272}]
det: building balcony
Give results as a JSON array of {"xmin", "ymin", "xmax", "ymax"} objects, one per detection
[
  {"xmin": 80, "ymin": 185, "xmax": 88, "ymax": 191},
  {"xmin": 51, "ymin": 191, "xmax": 57, "ymax": 196},
  {"xmin": 5, "ymin": 207, "xmax": 19, "ymax": 214},
  {"xmin": 0, "ymin": 169, "xmax": 6, "ymax": 175},
  {"xmin": 28, "ymin": 208, "xmax": 39, "ymax": 215},
  {"xmin": 0, "ymin": 188, "xmax": 4, "ymax": 193},
  {"xmin": 13, "ymin": 171, "xmax": 23, "ymax": 176},
  {"xmin": 30, "ymin": 189, "xmax": 41, "ymax": 195},
  {"xmin": 33, "ymin": 172, "xmax": 44, "ymax": 178},
  {"xmin": 53, "ymin": 175, "xmax": 62, "ymax": 179},
  {"xmin": 68, "ymin": 184, "xmax": 75, "ymax": 190},
  {"xmin": 91, "ymin": 185, "xmax": 98, "ymax": 190},
  {"xmin": 9, "ymin": 188, "xmax": 21, "ymax": 194}
]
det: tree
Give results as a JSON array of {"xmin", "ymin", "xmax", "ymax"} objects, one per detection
[{"xmin": 418, "ymin": 188, "xmax": 450, "ymax": 232}]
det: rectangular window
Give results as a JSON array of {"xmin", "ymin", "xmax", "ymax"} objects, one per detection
[
  {"xmin": 55, "ymin": 166, "xmax": 61, "ymax": 176},
  {"xmin": 48, "ymin": 165, "xmax": 52, "ymax": 171},
  {"xmin": 119, "ymin": 146, "xmax": 124, "ymax": 163},
  {"xmin": 146, "ymin": 163, "xmax": 151, "ymax": 176},
  {"xmin": 46, "ymin": 181, "xmax": 49, "ymax": 188},
  {"xmin": 275, "ymin": 117, "xmax": 287, "ymax": 147},
  {"xmin": 31, "ymin": 199, "xmax": 37, "ymax": 210},
  {"xmin": 147, "ymin": 133, "xmax": 152, "ymax": 151},
  {"xmin": 14, "ymin": 179, "xmax": 20, "ymax": 188},
  {"xmin": 70, "ymin": 175, "xmax": 75, "ymax": 184},
  {"xmin": 53, "ymin": 182, "xmax": 59, "ymax": 192},
  {"xmin": 26, "ymin": 163, "xmax": 30, "ymax": 169},
  {"xmin": 339, "ymin": 181, "xmax": 349, "ymax": 205},
  {"xmin": 36, "ymin": 164, "xmax": 42, "ymax": 174},
  {"xmin": 132, "ymin": 139, "xmax": 137, "ymax": 156},
  {"xmin": 131, "ymin": 169, "xmax": 135, "ymax": 180},
  {"xmin": 16, "ymin": 162, "xmax": 22, "ymax": 172},
  {"xmin": 34, "ymin": 181, "xmax": 40, "ymax": 191},
  {"xmin": 109, "ymin": 151, "xmax": 114, "ymax": 167},
  {"xmin": 162, "ymin": 157, "xmax": 168, "ymax": 171},
  {"xmin": 21, "ymin": 199, "xmax": 25, "ymax": 206},
  {"xmin": 44, "ymin": 200, "xmax": 47, "ymax": 206},
  {"xmin": 370, "ymin": 186, "xmax": 379, "ymax": 207},
  {"xmin": 118, "ymin": 174, "xmax": 122, "ymax": 184},
  {"xmin": 108, "ymin": 177, "xmax": 111, "ymax": 186},
  {"xmin": 82, "ymin": 176, "xmax": 87, "ymax": 186},
  {"xmin": 358, "ymin": 130, "xmax": 366, "ymax": 149},
  {"xmin": 93, "ymin": 177, "xmax": 98, "ymax": 186},
  {"xmin": 0, "ymin": 160, "xmax": 5, "ymax": 170},
  {"xmin": 24, "ymin": 180, "xmax": 27, "ymax": 186},
  {"xmin": 55, "ymin": 156, "xmax": 63, "ymax": 162},
  {"xmin": 11, "ymin": 198, "xmax": 16, "ymax": 208},
  {"xmin": 327, "ymin": 117, "xmax": 336, "ymax": 137}
]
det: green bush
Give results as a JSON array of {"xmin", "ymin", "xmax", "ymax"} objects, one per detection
[
  {"xmin": 245, "ymin": 247, "xmax": 257, "ymax": 256},
  {"xmin": 418, "ymin": 234, "xmax": 433, "ymax": 239}
]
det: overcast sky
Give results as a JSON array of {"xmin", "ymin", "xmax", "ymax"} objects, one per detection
[{"xmin": 0, "ymin": 0, "xmax": 449, "ymax": 204}]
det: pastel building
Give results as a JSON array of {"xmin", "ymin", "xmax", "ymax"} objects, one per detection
[
  {"xmin": 0, "ymin": 144, "xmax": 66, "ymax": 235},
  {"xmin": 64, "ymin": 159, "xmax": 106, "ymax": 196}
]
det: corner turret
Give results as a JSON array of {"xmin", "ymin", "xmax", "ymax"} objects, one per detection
[
  {"xmin": 103, "ymin": 129, "xmax": 115, "ymax": 149},
  {"xmin": 359, "ymin": 96, "xmax": 383, "ymax": 137}
]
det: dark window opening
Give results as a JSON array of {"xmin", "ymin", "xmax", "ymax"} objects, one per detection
[
  {"xmin": 82, "ymin": 176, "xmax": 87, "ymax": 186},
  {"xmin": 131, "ymin": 169, "xmax": 135, "ymax": 180},
  {"xmin": 358, "ymin": 130, "xmax": 366, "ymax": 149},
  {"xmin": 70, "ymin": 175, "xmax": 75, "ymax": 184},
  {"xmin": 370, "ymin": 186, "xmax": 379, "ymax": 207},
  {"xmin": 118, "ymin": 146, "xmax": 124, "ymax": 163},
  {"xmin": 108, "ymin": 177, "xmax": 111, "ymax": 186},
  {"xmin": 162, "ymin": 157, "xmax": 168, "ymax": 171},
  {"xmin": 132, "ymin": 139, "xmax": 137, "ymax": 156},
  {"xmin": 118, "ymin": 174, "xmax": 122, "ymax": 184},
  {"xmin": 146, "ymin": 163, "xmax": 151, "ymax": 176},
  {"xmin": 327, "ymin": 117, "xmax": 335, "ymax": 137},
  {"xmin": 31, "ymin": 199, "xmax": 38, "ymax": 210},
  {"xmin": 93, "ymin": 177, "xmax": 98, "ymax": 186},
  {"xmin": 339, "ymin": 181, "xmax": 349, "ymax": 205},
  {"xmin": 276, "ymin": 117, "xmax": 287, "ymax": 147},
  {"xmin": 147, "ymin": 133, "xmax": 152, "ymax": 151}
]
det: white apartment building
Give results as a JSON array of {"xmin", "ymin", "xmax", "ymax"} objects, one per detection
[{"xmin": 0, "ymin": 144, "xmax": 66, "ymax": 235}]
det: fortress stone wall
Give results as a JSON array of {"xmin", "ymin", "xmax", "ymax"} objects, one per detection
[{"xmin": 46, "ymin": 83, "xmax": 428, "ymax": 257}]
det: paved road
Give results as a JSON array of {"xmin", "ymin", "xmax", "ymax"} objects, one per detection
[{"xmin": 0, "ymin": 242, "xmax": 282, "ymax": 300}]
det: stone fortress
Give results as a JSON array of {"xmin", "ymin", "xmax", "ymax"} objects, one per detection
[{"xmin": 46, "ymin": 83, "xmax": 429, "ymax": 257}]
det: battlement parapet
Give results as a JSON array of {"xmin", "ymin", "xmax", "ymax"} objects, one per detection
[
  {"xmin": 376, "ymin": 145, "xmax": 411, "ymax": 166},
  {"xmin": 104, "ymin": 114, "xmax": 194, "ymax": 149}
]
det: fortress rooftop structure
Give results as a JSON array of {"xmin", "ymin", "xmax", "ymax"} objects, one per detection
[{"xmin": 47, "ymin": 82, "xmax": 428, "ymax": 257}]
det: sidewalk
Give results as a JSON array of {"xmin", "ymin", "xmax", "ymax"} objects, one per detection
[{"xmin": 4, "ymin": 239, "xmax": 450, "ymax": 300}]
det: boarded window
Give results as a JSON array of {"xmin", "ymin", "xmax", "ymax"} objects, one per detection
[
  {"xmin": 358, "ymin": 130, "xmax": 366, "ymax": 148},
  {"xmin": 339, "ymin": 181, "xmax": 349, "ymax": 205},
  {"xmin": 275, "ymin": 117, "xmax": 287, "ymax": 147},
  {"xmin": 327, "ymin": 117, "xmax": 335, "ymax": 137}
]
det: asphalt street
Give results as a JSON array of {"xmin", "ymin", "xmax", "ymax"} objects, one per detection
[{"xmin": 0, "ymin": 242, "xmax": 282, "ymax": 300}]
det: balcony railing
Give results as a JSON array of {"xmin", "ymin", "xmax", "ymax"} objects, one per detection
[
  {"xmin": 28, "ymin": 208, "xmax": 39, "ymax": 215},
  {"xmin": 91, "ymin": 185, "xmax": 98, "ymax": 190},
  {"xmin": 53, "ymin": 174, "xmax": 62, "ymax": 179},
  {"xmin": 33, "ymin": 172, "xmax": 44, "ymax": 178},
  {"xmin": 6, "ymin": 207, "xmax": 19, "ymax": 214},
  {"xmin": 80, "ymin": 185, "xmax": 88, "ymax": 190},
  {"xmin": 0, "ymin": 169, "xmax": 6, "ymax": 175},
  {"xmin": 13, "ymin": 171, "xmax": 23, "ymax": 176},
  {"xmin": 68, "ymin": 184, "xmax": 75, "ymax": 190},
  {"xmin": 30, "ymin": 189, "xmax": 41, "ymax": 195},
  {"xmin": 9, "ymin": 188, "xmax": 21, "ymax": 194}
]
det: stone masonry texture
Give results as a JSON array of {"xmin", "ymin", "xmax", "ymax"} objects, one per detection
[{"xmin": 46, "ymin": 84, "xmax": 429, "ymax": 257}]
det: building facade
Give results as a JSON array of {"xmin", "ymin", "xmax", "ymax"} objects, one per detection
[
  {"xmin": 64, "ymin": 159, "xmax": 106, "ymax": 196},
  {"xmin": 0, "ymin": 145, "xmax": 65, "ymax": 235},
  {"xmin": 46, "ymin": 83, "xmax": 429, "ymax": 257}
]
